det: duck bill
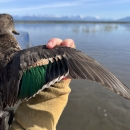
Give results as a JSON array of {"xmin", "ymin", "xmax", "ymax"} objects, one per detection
[{"xmin": 12, "ymin": 29, "xmax": 20, "ymax": 35}]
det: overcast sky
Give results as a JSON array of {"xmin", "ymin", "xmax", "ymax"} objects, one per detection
[{"xmin": 0, "ymin": 0, "xmax": 130, "ymax": 19}]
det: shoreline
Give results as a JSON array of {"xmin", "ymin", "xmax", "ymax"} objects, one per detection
[{"xmin": 14, "ymin": 20, "xmax": 130, "ymax": 24}]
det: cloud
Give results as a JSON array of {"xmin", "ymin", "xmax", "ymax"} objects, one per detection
[
  {"xmin": 1, "ymin": 0, "xmax": 129, "ymax": 14},
  {"xmin": 0, "ymin": 1, "xmax": 80, "ymax": 12},
  {"xmin": 104, "ymin": 0, "xmax": 130, "ymax": 4},
  {"xmin": 0, "ymin": 0, "xmax": 15, "ymax": 3},
  {"xmin": 114, "ymin": 0, "xmax": 130, "ymax": 2},
  {"xmin": 90, "ymin": 0, "xmax": 130, "ymax": 5},
  {"xmin": 0, "ymin": 0, "xmax": 101, "ymax": 13}
]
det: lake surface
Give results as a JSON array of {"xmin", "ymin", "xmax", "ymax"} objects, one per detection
[{"xmin": 15, "ymin": 22, "xmax": 130, "ymax": 130}]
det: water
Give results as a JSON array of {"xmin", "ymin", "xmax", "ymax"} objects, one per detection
[{"xmin": 15, "ymin": 22, "xmax": 130, "ymax": 130}]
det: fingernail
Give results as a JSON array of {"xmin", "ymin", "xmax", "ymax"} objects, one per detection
[{"xmin": 62, "ymin": 42, "xmax": 70, "ymax": 47}]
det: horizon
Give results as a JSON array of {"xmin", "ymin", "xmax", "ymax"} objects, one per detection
[
  {"xmin": 12, "ymin": 14, "xmax": 130, "ymax": 21},
  {"xmin": 0, "ymin": 0, "xmax": 130, "ymax": 20}
]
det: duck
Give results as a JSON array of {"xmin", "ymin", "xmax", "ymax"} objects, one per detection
[{"xmin": 0, "ymin": 13, "xmax": 130, "ymax": 130}]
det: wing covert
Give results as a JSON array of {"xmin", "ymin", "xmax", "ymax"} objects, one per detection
[{"xmin": 2, "ymin": 45, "xmax": 130, "ymax": 106}]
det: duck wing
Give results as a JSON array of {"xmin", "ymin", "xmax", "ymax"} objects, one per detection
[{"xmin": 2, "ymin": 45, "xmax": 130, "ymax": 106}]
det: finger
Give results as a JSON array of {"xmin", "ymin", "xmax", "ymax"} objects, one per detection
[
  {"xmin": 61, "ymin": 39, "xmax": 76, "ymax": 48},
  {"xmin": 46, "ymin": 38, "xmax": 63, "ymax": 49}
]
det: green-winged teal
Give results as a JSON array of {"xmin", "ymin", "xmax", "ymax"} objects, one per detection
[{"xmin": 0, "ymin": 14, "xmax": 130, "ymax": 130}]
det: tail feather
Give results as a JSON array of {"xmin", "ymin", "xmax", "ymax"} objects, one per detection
[
  {"xmin": 0, "ymin": 111, "xmax": 9, "ymax": 130},
  {"xmin": 0, "ymin": 109, "xmax": 14, "ymax": 130}
]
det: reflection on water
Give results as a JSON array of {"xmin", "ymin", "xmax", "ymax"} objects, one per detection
[
  {"xmin": 15, "ymin": 22, "xmax": 130, "ymax": 130},
  {"xmin": 103, "ymin": 24, "xmax": 118, "ymax": 32},
  {"xmin": 72, "ymin": 24, "xmax": 118, "ymax": 34}
]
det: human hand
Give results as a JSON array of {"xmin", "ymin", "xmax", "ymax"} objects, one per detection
[
  {"xmin": 46, "ymin": 38, "xmax": 76, "ymax": 49},
  {"xmin": 46, "ymin": 38, "xmax": 76, "ymax": 80}
]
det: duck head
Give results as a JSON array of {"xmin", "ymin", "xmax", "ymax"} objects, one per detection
[{"xmin": 0, "ymin": 14, "xmax": 19, "ymax": 35}]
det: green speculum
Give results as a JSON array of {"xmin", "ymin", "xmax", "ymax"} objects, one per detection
[{"xmin": 18, "ymin": 64, "xmax": 48, "ymax": 99}]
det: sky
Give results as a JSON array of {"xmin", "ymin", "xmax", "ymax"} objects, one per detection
[{"xmin": 0, "ymin": 0, "xmax": 130, "ymax": 19}]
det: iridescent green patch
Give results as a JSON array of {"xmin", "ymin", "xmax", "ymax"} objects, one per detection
[{"xmin": 19, "ymin": 64, "xmax": 49, "ymax": 99}]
